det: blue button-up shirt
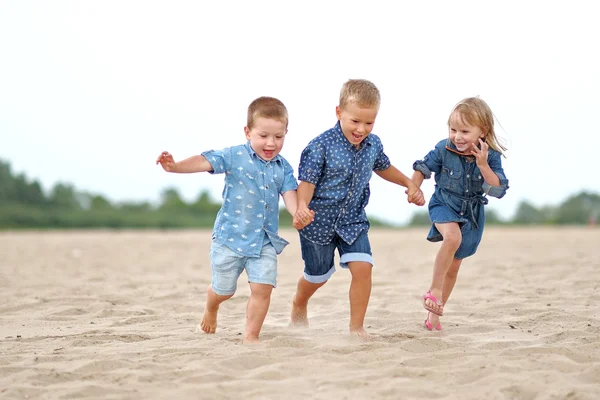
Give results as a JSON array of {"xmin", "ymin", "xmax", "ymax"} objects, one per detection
[
  {"xmin": 298, "ymin": 122, "xmax": 391, "ymax": 245},
  {"xmin": 203, "ymin": 142, "xmax": 298, "ymax": 257}
]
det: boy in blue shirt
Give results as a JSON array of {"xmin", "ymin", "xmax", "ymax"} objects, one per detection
[
  {"xmin": 157, "ymin": 97, "xmax": 313, "ymax": 343},
  {"xmin": 291, "ymin": 80, "xmax": 425, "ymax": 339}
]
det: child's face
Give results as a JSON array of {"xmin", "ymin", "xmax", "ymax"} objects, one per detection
[
  {"xmin": 336, "ymin": 102, "xmax": 378, "ymax": 147},
  {"xmin": 448, "ymin": 112, "xmax": 485, "ymax": 153},
  {"xmin": 244, "ymin": 117, "xmax": 287, "ymax": 161}
]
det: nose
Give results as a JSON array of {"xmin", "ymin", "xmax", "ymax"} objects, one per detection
[
  {"xmin": 266, "ymin": 136, "xmax": 275, "ymax": 146},
  {"xmin": 357, "ymin": 123, "xmax": 366, "ymax": 134}
]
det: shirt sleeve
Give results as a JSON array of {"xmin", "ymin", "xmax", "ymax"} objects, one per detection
[
  {"xmin": 413, "ymin": 141, "xmax": 444, "ymax": 179},
  {"xmin": 298, "ymin": 144, "xmax": 325, "ymax": 185},
  {"xmin": 482, "ymin": 150, "xmax": 509, "ymax": 198},
  {"xmin": 280, "ymin": 158, "xmax": 299, "ymax": 193},
  {"xmin": 373, "ymin": 143, "xmax": 391, "ymax": 172},
  {"xmin": 201, "ymin": 147, "xmax": 232, "ymax": 175}
]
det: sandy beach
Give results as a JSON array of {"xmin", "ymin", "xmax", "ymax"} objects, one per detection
[{"xmin": 1, "ymin": 227, "xmax": 599, "ymax": 399}]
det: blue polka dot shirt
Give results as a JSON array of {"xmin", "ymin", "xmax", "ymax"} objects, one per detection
[{"xmin": 298, "ymin": 122, "xmax": 391, "ymax": 245}]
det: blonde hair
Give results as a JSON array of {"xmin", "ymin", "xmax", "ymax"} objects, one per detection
[
  {"xmin": 339, "ymin": 79, "xmax": 381, "ymax": 109},
  {"xmin": 247, "ymin": 96, "xmax": 288, "ymax": 129},
  {"xmin": 449, "ymin": 97, "xmax": 507, "ymax": 156}
]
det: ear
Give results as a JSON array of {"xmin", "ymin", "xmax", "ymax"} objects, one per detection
[
  {"xmin": 335, "ymin": 106, "xmax": 342, "ymax": 120},
  {"xmin": 244, "ymin": 126, "xmax": 251, "ymax": 140}
]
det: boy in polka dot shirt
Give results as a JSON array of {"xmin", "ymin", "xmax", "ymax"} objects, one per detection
[{"xmin": 291, "ymin": 80, "xmax": 425, "ymax": 338}]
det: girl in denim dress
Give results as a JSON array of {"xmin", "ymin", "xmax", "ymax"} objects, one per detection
[{"xmin": 410, "ymin": 97, "xmax": 509, "ymax": 331}]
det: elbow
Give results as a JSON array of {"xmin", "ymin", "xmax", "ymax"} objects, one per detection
[
  {"xmin": 412, "ymin": 161, "xmax": 431, "ymax": 179},
  {"xmin": 483, "ymin": 181, "xmax": 509, "ymax": 199}
]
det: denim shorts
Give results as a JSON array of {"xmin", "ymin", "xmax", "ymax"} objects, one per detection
[
  {"xmin": 300, "ymin": 230, "xmax": 373, "ymax": 284},
  {"xmin": 210, "ymin": 241, "xmax": 277, "ymax": 295}
]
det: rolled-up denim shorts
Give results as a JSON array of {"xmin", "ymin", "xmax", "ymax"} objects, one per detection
[
  {"xmin": 300, "ymin": 230, "xmax": 373, "ymax": 284},
  {"xmin": 209, "ymin": 241, "xmax": 277, "ymax": 296}
]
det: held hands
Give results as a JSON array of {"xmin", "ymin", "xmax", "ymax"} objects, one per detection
[
  {"xmin": 156, "ymin": 151, "xmax": 176, "ymax": 172},
  {"xmin": 471, "ymin": 139, "xmax": 489, "ymax": 168},
  {"xmin": 405, "ymin": 184, "xmax": 426, "ymax": 206},
  {"xmin": 293, "ymin": 207, "xmax": 315, "ymax": 230}
]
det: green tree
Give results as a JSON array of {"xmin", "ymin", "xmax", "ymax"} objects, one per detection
[{"xmin": 512, "ymin": 200, "xmax": 546, "ymax": 224}]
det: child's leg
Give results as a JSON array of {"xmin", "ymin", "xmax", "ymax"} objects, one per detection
[
  {"xmin": 199, "ymin": 242, "xmax": 244, "ymax": 334},
  {"xmin": 290, "ymin": 236, "xmax": 336, "ymax": 327},
  {"xmin": 291, "ymin": 278, "xmax": 327, "ymax": 327},
  {"xmin": 442, "ymin": 258, "xmax": 463, "ymax": 304},
  {"xmin": 200, "ymin": 285, "xmax": 234, "ymax": 333},
  {"xmin": 427, "ymin": 257, "xmax": 462, "ymax": 329},
  {"xmin": 338, "ymin": 231, "xmax": 373, "ymax": 338},
  {"xmin": 425, "ymin": 222, "xmax": 462, "ymax": 315},
  {"xmin": 347, "ymin": 261, "xmax": 372, "ymax": 337},
  {"xmin": 244, "ymin": 282, "xmax": 273, "ymax": 343},
  {"xmin": 244, "ymin": 243, "xmax": 278, "ymax": 343}
]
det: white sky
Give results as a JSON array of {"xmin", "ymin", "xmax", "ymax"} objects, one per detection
[{"xmin": 1, "ymin": 1, "xmax": 598, "ymax": 225}]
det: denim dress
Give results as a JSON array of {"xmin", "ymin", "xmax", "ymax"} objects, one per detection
[{"xmin": 413, "ymin": 139, "xmax": 509, "ymax": 259}]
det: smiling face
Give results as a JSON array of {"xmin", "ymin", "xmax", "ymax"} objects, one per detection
[
  {"xmin": 244, "ymin": 117, "xmax": 287, "ymax": 161},
  {"xmin": 336, "ymin": 102, "xmax": 379, "ymax": 147},
  {"xmin": 448, "ymin": 111, "xmax": 486, "ymax": 153}
]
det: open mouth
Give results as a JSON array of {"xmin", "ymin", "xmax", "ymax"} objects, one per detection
[{"xmin": 351, "ymin": 133, "xmax": 363, "ymax": 141}]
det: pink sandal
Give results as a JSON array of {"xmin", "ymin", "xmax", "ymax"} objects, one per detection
[
  {"xmin": 424, "ymin": 311, "xmax": 442, "ymax": 331},
  {"xmin": 423, "ymin": 290, "xmax": 444, "ymax": 316}
]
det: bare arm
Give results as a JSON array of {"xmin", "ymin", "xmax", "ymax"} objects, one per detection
[
  {"xmin": 376, "ymin": 166, "xmax": 425, "ymax": 206},
  {"xmin": 296, "ymin": 181, "xmax": 316, "ymax": 209},
  {"xmin": 411, "ymin": 170, "xmax": 425, "ymax": 189},
  {"xmin": 281, "ymin": 190, "xmax": 298, "ymax": 216},
  {"xmin": 376, "ymin": 165, "xmax": 416, "ymax": 188},
  {"xmin": 156, "ymin": 152, "xmax": 213, "ymax": 173}
]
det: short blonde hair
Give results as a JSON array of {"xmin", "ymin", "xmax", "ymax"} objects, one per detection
[
  {"xmin": 339, "ymin": 79, "xmax": 381, "ymax": 109},
  {"xmin": 247, "ymin": 97, "xmax": 288, "ymax": 129},
  {"xmin": 449, "ymin": 97, "xmax": 507, "ymax": 156}
]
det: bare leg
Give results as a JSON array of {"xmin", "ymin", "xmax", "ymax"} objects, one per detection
[
  {"xmin": 199, "ymin": 285, "xmax": 233, "ymax": 334},
  {"xmin": 425, "ymin": 222, "xmax": 462, "ymax": 316},
  {"xmin": 290, "ymin": 277, "xmax": 326, "ymax": 327},
  {"xmin": 244, "ymin": 282, "xmax": 273, "ymax": 344},
  {"xmin": 348, "ymin": 261, "xmax": 373, "ymax": 339},
  {"xmin": 428, "ymin": 258, "xmax": 462, "ymax": 329}
]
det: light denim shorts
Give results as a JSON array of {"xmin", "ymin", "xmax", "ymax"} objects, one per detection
[{"xmin": 210, "ymin": 241, "xmax": 278, "ymax": 295}]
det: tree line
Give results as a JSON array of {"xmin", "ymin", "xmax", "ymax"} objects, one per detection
[{"xmin": 0, "ymin": 159, "xmax": 597, "ymax": 229}]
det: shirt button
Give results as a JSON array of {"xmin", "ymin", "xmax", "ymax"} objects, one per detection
[
  {"xmin": 467, "ymin": 174, "xmax": 470, "ymax": 178},
  {"xmin": 460, "ymin": 212, "xmax": 464, "ymax": 215},
  {"xmin": 466, "ymin": 189, "xmax": 469, "ymax": 192},
  {"xmin": 265, "ymin": 185, "xmax": 269, "ymax": 189}
]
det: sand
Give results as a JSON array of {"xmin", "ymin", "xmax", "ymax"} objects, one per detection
[{"xmin": 1, "ymin": 227, "xmax": 599, "ymax": 399}]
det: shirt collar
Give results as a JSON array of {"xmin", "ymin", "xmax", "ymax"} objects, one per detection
[
  {"xmin": 334, "ymin": 121, "xmax": 371, "ymax": 150},
  {"xmin": 244, "ymin": 141, "xmax": 281, "ymax": 164}
]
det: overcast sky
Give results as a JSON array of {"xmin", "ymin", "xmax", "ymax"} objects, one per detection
[{"xmin": 1, "ymin": 1, "xmax": 598, "ymax": 225}]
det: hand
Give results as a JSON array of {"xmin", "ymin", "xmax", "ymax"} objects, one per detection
[
  {"xmin": 405, "ymin": 186, "xmax": 426, "ymax": 206},
  {"xmin": 156, "ymin": 151, "xmax": 176, "ymax": 172},
  {"xmin": 471, "ymin": 139, "xmax": 489, "ymax": 168},
  {"xmin": 293, "ymin": 208, "xmax": 315, "ymax": 230}
]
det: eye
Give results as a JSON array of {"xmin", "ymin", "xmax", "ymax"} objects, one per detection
[
  {"xmin": 276, "ymin": 136, "xmax": 284, "ymax": 139},
  {"xmin": 351, "ymin": 120, "xmax": 359, "ymax": 123},
  {"xmin": 450, "ymin": 128, "xmax": 457, "ymax": 133},
  {"xmin": 259, "ymin": 135, "xmax": 267, "ymax": 138}
]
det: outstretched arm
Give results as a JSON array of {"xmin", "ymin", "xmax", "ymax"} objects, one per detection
[
  {"xmin": 156, "ymin": 151, "xmax": 213, "ymax": 173},
  {"xmin": 376, "ymin": 166, "xmax": 425, "ymax": 206}
]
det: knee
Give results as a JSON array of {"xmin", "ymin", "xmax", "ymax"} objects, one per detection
[
  {"xmin": 349, "ymin": 262, "xmax": 373, "ymax": 280},
  {"xmin": 251, "ymin": 284, "xmax": 273, "ymax": 300},
  {"xmin": 442, "ymin": 230, "xmax": 462, "ymax": 250}
]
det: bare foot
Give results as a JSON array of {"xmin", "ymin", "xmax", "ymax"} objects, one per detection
[
  {"xmin": 290, "ymin": 296, "xmax": 309, "ymax": 328},
  {"xmin": 350, "ymin": 327, "xmax": 375, "ymax": 341},
  {"xmin": 198, "ymin": 306, "xmax": 218, "ymax": 334},
  {"xmin": 243, "ymin": 335, "xmax": 260, "ymax": 344}
]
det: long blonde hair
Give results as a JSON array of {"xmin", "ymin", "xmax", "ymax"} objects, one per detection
[{"xmin": 449, "ymin": 97, "xmax": 507, "ymax": 156}]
